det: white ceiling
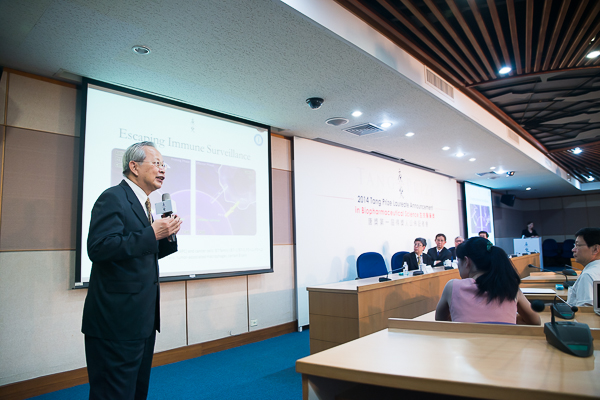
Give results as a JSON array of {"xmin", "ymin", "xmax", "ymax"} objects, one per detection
[{"xmin": 1, "ymin": 0, "xmax": 597, "ymax": 199}]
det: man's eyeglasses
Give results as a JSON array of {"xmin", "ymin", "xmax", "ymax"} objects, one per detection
[
  {"xmin": 137, "ymin": 161, "xmax": 167, "ymax": 169},
  {"xmin": 573, "ymin": 243, "xmax": 587, "ymax": 248}
]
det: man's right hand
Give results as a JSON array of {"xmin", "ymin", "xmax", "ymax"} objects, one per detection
[{"xmin": 151, "ymin": 215, "xmax": 182, "ymax": 240}]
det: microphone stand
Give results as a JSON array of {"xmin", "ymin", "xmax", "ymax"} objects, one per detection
[{"xmin": 379, "ymin": 267, "xmax": 405, "ymax": 282}]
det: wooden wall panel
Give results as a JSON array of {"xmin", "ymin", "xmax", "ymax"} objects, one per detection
[
  {"xmin": 272, "ymin": 168, "xmax": 293, "ymax": 245},
  {"xmin": 186, "ymin": 275, "xmax": 248, "ymax": 345},
  {"xmin": 155, "ymin": 281, "xmax": 187, "ymax": 353},
  {"xmin": 0, "ymin": 128, "xmax": 79, "ymax": 250},
  {"xmin": 0, "ymin": 70, "xmax": 6, "ymax": 125},
  {"xmin": 6, "ymin": 73, "xmax": 78, "ymax": 136},
  {"xmin": 248, "ymin": 244, "xmax": 295, "ymax": 331}
]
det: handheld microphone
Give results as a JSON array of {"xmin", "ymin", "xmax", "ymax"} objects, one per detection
[
  {"xmin": 379, "ymin": 267, "xmax": 404, "ymax": 282},
  {"xmin": 155, "ymin": 193, "xmax": 176, "ymax": 242}
]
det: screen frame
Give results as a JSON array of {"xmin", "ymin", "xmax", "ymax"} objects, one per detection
[
  {"xmin": 461, "ymin": 181, "xmax": 495, "ymax": 243},
  {"xmin": 74, "ymin": 78, "xmax": 273, "ymax": 287}
]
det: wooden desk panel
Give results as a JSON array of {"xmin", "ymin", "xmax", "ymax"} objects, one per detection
[
  {"xmin": 297, "ymin": 318, "xmax": 600, "ymax": 400},
  {"xmin": 510, "ymin": 253, "xmax": 540, "ymax": 278},
  {"xmin": 307, "ymin": 269, "xmax": 459, "ymax": 353}
]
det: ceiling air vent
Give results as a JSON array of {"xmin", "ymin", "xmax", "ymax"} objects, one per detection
[
  {"xmin": 325, "ymin": 117, "xmax": 349, "ymax": 126},
  {"xmin": 343, "ymin": 123, "xmax": 383, "ymax": 136},
  {"xmin": 425, "ymin": 68, "xmax": 454, "ymax": 99},
  {"xmin": 507, "ymin": 128, "xmax": 520, "ymax": 143}
]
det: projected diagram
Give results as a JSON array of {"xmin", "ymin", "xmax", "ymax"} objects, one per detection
[
  {"xmin": 469, "ymin": 204, "xmax": 491, "ymax": 234},
  {"xmin": 196, "ymin": 161, "xmax": 256, "ymax": 235}
]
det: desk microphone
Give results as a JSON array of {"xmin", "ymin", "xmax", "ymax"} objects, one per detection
[
  {"xmin": 540, "ymin": 295, "xmax": 593, "ymax": 357},
  {"xmin": 552, "ymin": 294, "xmax": 577, "ymax": 320},
  {"xmin": 379, "ymin": 267, "xmax": 404, "ymax": 282},
  {"xmin": 527, "ymin": 264, "xmax": 560, "ymax": 273}
]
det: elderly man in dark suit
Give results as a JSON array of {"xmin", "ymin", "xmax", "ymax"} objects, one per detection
[
  {"xmin": 427, "ymin": 233, "xmax": 452, "ymax": 266},
  {"xmin": 82, "ymin": 141, "xmax": 182, "ymax": 400},
  {"xmin": 403, "ymin": 237, "xmax": 433, "ymax": 271}
]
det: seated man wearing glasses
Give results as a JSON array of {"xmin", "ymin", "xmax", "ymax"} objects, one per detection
[
  {"xmin": 403, "ymin": 237, "xmax": 433, "ymax": 271},
  {"xmin": 568, "ymin": 227, "xmax": 600, "ymax": 307}
]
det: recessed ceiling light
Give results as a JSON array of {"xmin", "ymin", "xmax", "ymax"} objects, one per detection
[
  {"xmin": 381, "ymin": 122, "xmax": 392, "ymax": 128},
  {"xmin": 499, "ymin": 66, "xmax": 511, "ymax": 74},
  {"xmin": 586, "ymin": 50, "xmax": 600, "ymax": 59},
  {"xmin": 456, "ymin": 152, "xmax": 464, "ymax": 157},
  {"xmin": 571, "ymin": 147, "xmax": 583, "ymax": 154},
  {"xmin": 469, "ymin": 158, "xmax": 476, "ymax": 162},
  {"xmin": 526, "ymin": 187, "xmax": 531, "ymax": 190},
  {"xmin": 490, "ymin": 166, "xmax": 496, "ymax": 170},
  {"xmin": 405, "ymin": 132, "xmax": 415, "ymax": 137},
  {"xmin": 352, "ymin": 111, "xmax": 362, "ymax": 117},
  {"xmin": 587, "ymin": 176, "xmax": 595, "ymax": 182},
  {"xmin": 132, "ymin": 45, "xmax": 151, "ymax": 55},
  {"xmin": 442, "ymin": 146, "xmax": 450, "ymax": 151}
]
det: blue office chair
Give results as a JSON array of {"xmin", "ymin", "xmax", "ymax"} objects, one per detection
[
  {"xmin": 561, "ymin": 239, "xmax": 575, "ymax": 258},
  {"xmin": 542, "ymin": 239, "xmax": 559, "ymax": 257},
  {"xmin": 356, "ymin": 252, "xmax": 388, "ymax": 279},
  {"xmin": 391, "ymin": 251, "xmax": 410, "ymax": 273}
]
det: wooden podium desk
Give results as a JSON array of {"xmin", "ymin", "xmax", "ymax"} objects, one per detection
[
  {"xmin": 296, "ymin": 318, "xmax": 600, "ymax": 400},
  {"xmin": 521, "ymin": 271, "xmax": 580, "ymax": 289},
  {"xmin": 509, "ymin": 253, "xmax": 540, "ymax": 278},
  {"xmin": 306, "ymin": 268, "xmax": 459, "ymax": 353}
]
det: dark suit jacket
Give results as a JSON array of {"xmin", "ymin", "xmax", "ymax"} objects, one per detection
[
  {"xmin": 82, "ymin": 180, "xmax": 177, "ymax": 341},
  {"xmin": 449, "ymin": 247, "xmax": 456, "ymax": 260},
  {"xmin": 402, "ymin": 252, "xmax": 433, "ymax": 271},
  {"xmin": 427, "ymin": 247, "xmax": 452, "ymax": 266}
]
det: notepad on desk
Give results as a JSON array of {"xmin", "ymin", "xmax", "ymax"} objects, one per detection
[{"xmin": 521, "ymin": 288, "xmax": 556, "ymax": 294}]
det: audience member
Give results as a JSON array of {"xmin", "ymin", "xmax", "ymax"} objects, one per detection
[
  {"xmin": 449, "ymin": 236, "xmax": 464, "ymax": 260},
  {"xmin": 568, "ymin": 227, "xmax": 600, "ymax": 307},
  {"xmin": 427, "ymin": 233, "xmax": 452, "ymax": 266},
  {"xmin": 521, "ymin": 222, "xmax": 539, "ymax": 238},
  {"xmin": 435, "ymin": 237, "xmax": 540, "ymax": 325},
  {"xmin": 402, "ymin": 238, "xmax": 433, "ymax": 271},
  {"xmin": 478, "ymin": 231, "xmax": 489, "ymax": 238}
]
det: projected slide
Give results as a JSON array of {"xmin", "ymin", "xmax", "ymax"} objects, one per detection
[
  {"xmin": 78, "ymin": 83, "xmax": 271, "ymax": 283},
  {"xmin": 464, "ymin": 182, "xmax": 495, "ymax": 243}
]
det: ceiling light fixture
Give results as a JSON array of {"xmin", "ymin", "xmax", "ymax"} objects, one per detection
[
  {"xmin": 499, "ymin": 66, "xmax": 511, "ymax": 74},
  {"xmin": 381, "ymin": 122, "xmax": 392, "ymax": 128},
  {"xmin": 526, "ymin": 187, "xmax": 531, "ymax": 191},
  {"xmin": 469, "ymin": 158, "xmax": 476, "ymax": 162},
  {"xmin": 352, "ymin": 111, "xmax": 362, "ymax": 117},
  {"xmin": 132, "ymin": 45, "xmax": 151, "ymax": 55},
  {"xmin": 571, "ymin": 147, "xmax": 583, "ymax": 154},
  {"xmin": 506, "ymin": 171, "xmax": 515, "ymax": 176},
  {"xmin": 490, "ymin": 166, "xmax": 496, "ymax": 170},
  {"xmin": 586, "ymin": 50, "xmax": 600, "ymax": 59},
  {"xmin": 456, "ymin": 152, "xmax": 464, "ymax": 157},
  {"xmin": 442, "ymin": 146, "xmax": 450, "ymax": 151},
  {"xmin": 405, "ymin": 132, "xmax": 415, "ymax": 137},
  {"xmin": 587, "ymin": 176, "xmax": 595, "ymax": 182}
]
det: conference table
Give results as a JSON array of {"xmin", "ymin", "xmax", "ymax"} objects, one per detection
[
  {"xmin": 296, "ymin": 315, "xmax": 600, "ymax": 400},
  {"xmin": 306, "ymin": 254, "xmax": 541, "ymax": 354}
]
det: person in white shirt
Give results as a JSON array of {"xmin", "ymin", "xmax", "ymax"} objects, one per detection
[{"xmin": 568, "ymin": 227, "xmax": 600, "ymax": 307}]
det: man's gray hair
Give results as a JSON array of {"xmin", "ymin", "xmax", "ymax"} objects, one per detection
[{"xmin": 122, "ymin": 141, "xmax": 157, "ymax": 176}]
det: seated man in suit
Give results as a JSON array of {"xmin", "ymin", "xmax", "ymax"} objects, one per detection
[
  {"xmin": 403, "ymin": 237, "xmax": 433, "ymax": 271},
  {"xmin": 449, "ymin": 236, "xmax": 464, "ymax": 260},
  {"xmin": 427, "ymin": 233, "xmax": 452, "ymax": 266}
]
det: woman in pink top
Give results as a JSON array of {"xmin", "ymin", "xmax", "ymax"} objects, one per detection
[{"xmin": 435, "ymin": 237, "xmax": 540, "ymax": 325}]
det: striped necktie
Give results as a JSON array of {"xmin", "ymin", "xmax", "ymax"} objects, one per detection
[{"xmin": 145, "ymin": 198, "xmax": 153, "ymax": 224}]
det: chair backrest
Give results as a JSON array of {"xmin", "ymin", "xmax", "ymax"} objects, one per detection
[
  {"xmin": 356, "ymin": 252, "xmax": 387, "ymax": 279},
  {"xmin": 391, "ymin": 251, "xmax": 410, "ymax": 272},
  {"xmin": 561, "ymin": 239, "xmax": 575, "ymax": 258},
  {"xmin": 542, "ymin": 238, "xmax": 559, "ymax": 257}
]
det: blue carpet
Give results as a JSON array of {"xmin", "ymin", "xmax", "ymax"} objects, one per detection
[{"xmin": 32, "ymin": 330, "xmax": 309, "ymax": 400}]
